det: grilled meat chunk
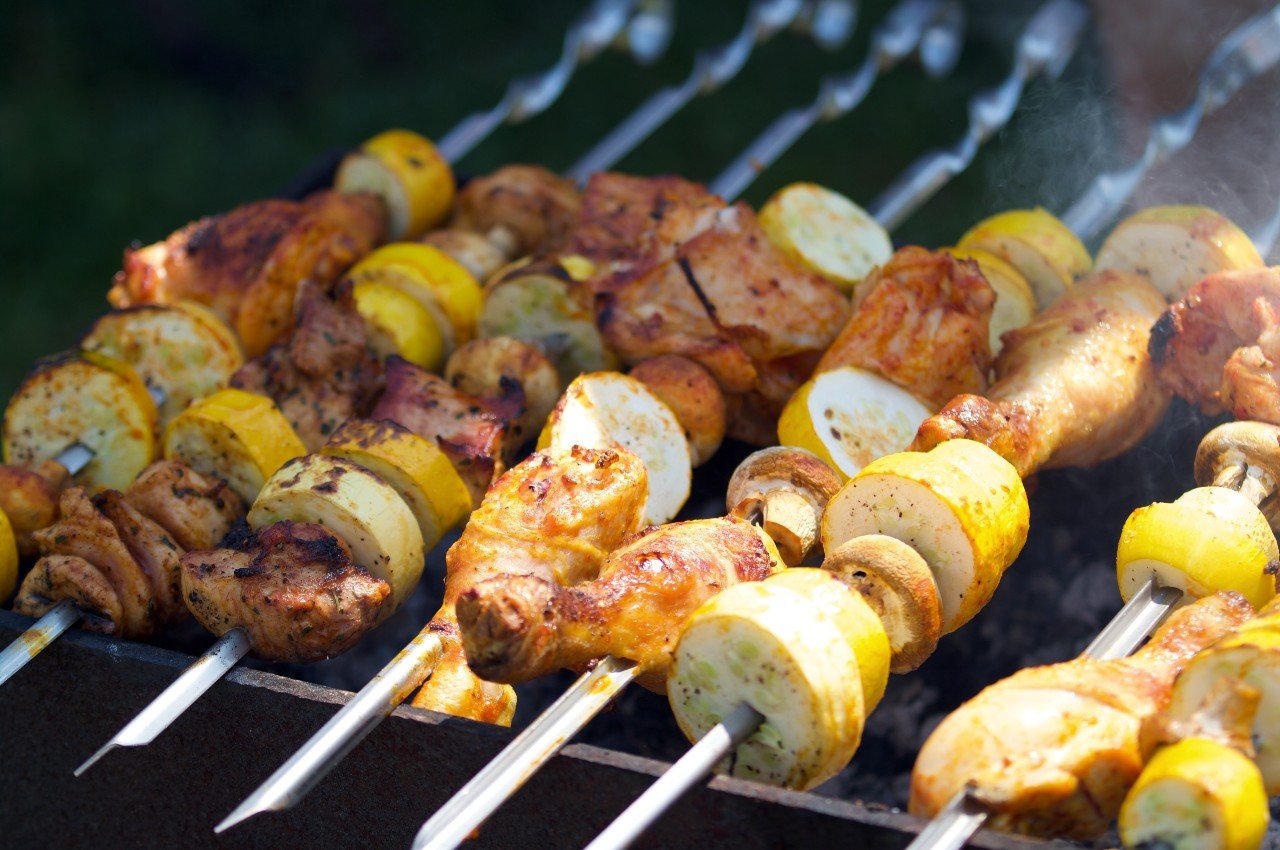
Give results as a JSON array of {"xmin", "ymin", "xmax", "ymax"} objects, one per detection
[
  {"xmin": 451, "ymin": 165, "xmax": 581, "ymax": 257},
  {"xmin": 817, "ymin": 247, "xmax": 995, "ymax": 409},
  {"xmin": 125, "ymin": 460, "xmax": 245, "ymax": 551},
  {"xmin": 1150, "ymin": 266, "xmax": 1280, "ymax": 424},
  {"xmin": 912, "ymin": 271, "xmax": 1171, "ymax": 477},
  {"xmin": 457, "ymin": 516, "xmax": 780, "ymax": 692},
  {"xmin": 93, "ymin": 489, "xmax": 186, "ymax": 629},
  {"xmin": 181, "ymin": 521, "xmax": 391, "ymax": 663},
  {"xmin": 911, "ymin": 592, "xmax": 1254, "ymax": 839},
  {"xmin": 411, "ymin": 445, "xmax": 648, "ymax": 724},
  {"xmin": 13, "ymin": 555, "xmax": 124, "ymax": 634},
  {"xmin": 0, "ymin": 460, "xmax": 68, "ymax": 558},
  {"xmin": 109, "ymin": 191, "xmax": 386, "ymax": 356},
  {"xmin": 231, "ymin": 281, "xmax": 382, "ymax": 451},
  {"xmin": 371, "ymin": 356, "xmax": 507, "ymax": 507}
]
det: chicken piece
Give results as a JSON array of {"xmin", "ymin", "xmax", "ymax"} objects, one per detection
[
  {"xmin": 565, "ymin": 172, "xmax": 726, "ymax": 287},
  {"xmin": 1149, "ymin": 266, "xmax": 1280, "ymax": 424},
  {"xmin": 0, "ymin": 460, "xmax": 68, "ymax": 558},
  {"xmin": 109, "ymin": 191, "xmax": 386, "ymax": 356},
  {"xmin": 125, "ymin": 460, "xmax": 246, "ymax": 552},
  {"xmin": 451, "ymin": 165, "xmax": 581, "ymax": 258},
  {"xmin": 911, "ymin": 592, "xmax": 1254, "ymax": 840},
  {"xmin": 231, "ymin": 281, "xmax": 382, "ymax": 451},
  {"xmin": 180, "ymin": 521, "xmax": 391, "ymax": 663},
  {"xmin": 457, "ymin": 516, "xmax": 781, "ymax": 693},
  {"xmin": 412, "ymin": 445, "xmax": 648, "ymax": 724},
  {"xmin": 93, "ymin": 490, "xmax": 186, "ymax": 629},
  {"xmin": 912, "ymin": 271, "xmax": 1172, "ymax": 477},
  {"xmin": 371, "ymin": 356, "xmax": 507, "ymax": 507},
  {"xmin": 13, "ymin": 555, "xmax": 124, "ymax": 634},
  {"xmin": 816, "ymin": 247, "xmax": 995, "ymax": 410},
  {"xmin": 29, "ymin": 489, "xmax": 159, "ymax": 638}
]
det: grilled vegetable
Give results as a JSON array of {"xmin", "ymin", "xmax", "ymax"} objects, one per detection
[
  {"xmin": 479, "ymin": 272, "xmax": 617, "ymax": 384},
  {"xmin": 538, "ymin": 372, "xmax": 690, "ymax": 526},
  {"xmin": 4, "ymin": 351, "xmax": 157, "ymax": 492},
  {"xmin": 778, "ymin": 365, "xmax": 932, "ymax": 480},
  {"xmin": 667, "ymin": 571, "xmax": 868, "ymax": 790},
  {"xmin": 248, "ymin": 453, "xmax": 425, "ymax": 612},
  {"xmin": 445, "ymin": 336, "xmax": 561, "ymax": 454},
  {"xmin": 725, "ymin": 447, "xmax": 841, "ymax": 567},
  {"xmin": 1117, "ymin": 486, "xmax": 1278, "ymax": 611},
  {"xmin": 323, "ymin": 418, "xmax": 471, "ymax": 552},
  {"xmin": 163, "ymin": 388, "xmax": 306, "ymax": 504},
  {"xmin": 822, "ymin": 439, "xmax": 1029, "ymax": 633},
  {"xmin": 420, "ymin": 229, "xmax": 511, "ymax": 283},
  {"xmin": 758, "ymin": 183, "xmax": 892, "ymax": 295},
  {"xmin": 335, "ymin": 129, "xmax": 454, "ymax": 239},
  {"xmin": 1096, "ymin": 206, "xmax": 1263, "ymax": 301},
  {"xmin": 943, "ymin": 247, "xmax": 1037, "ymax": 356},
  {"xmin": 1120, "ymin": 737, "xmax": 1267, "ymax": 850},
  {"xmin": 81, "ymin": 302, "xmax": 243, "ymax": 427},
  {"xmin": 0, "ymin": 508, "xmax": 16, "ymax": 602},
  {"xmin": 630, "ymin": 355, "xmax": 726, "ymax": 467},
  {"xmin": 957, "ymin": 207, "xmax": 1091, "ymax": 309},
  {"xmin": 350, "ymin": 279, "xmax": 445, "ymax": 370}
]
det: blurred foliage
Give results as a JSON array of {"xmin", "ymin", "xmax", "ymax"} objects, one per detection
[{"xmin": 0, "ymin": 0, "xmax": 1116, "ymax": 399}]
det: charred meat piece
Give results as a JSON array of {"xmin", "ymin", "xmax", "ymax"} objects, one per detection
[
  {"xmin": 451, "ymin": 165, "xmax": 581, "ymax": 257},
  {"xmin": 181, "ymin": 521, "xmax": 391, "ymax": 663},
  {"xmin": 109, "ymin": 191, "xmax": 386, "ymax": 356},
  {"xmin": 231, "ymin": 281, "xmax": 383, "ymax": 451},
  {"xmin": 13, "ymin": 555, "xmax": 125, "ymax": 635},
  {"xmin": 0, "ymin": 460, "xmax": 68, "ymax": 558},
  {"xmin": 125, "ymin": 460, "xmax": 246, "ymax": 552}
]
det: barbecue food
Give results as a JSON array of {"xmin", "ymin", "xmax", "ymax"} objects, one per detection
[
  {"xmin": 110, "ymin": 190, "xmax": 386, "ymax": 356},
  {"xmin": 412, "ymin": 445, "xmax": 648, "ymax": 724},
  {"xmin": 451, "ymin": 164, "xmax": 582, "ymax": 258},
  {"xmin": 371, "ymin": 356, "xmax": 508, "ymax": 508},
  {"xmin": 182, "ymin": 521, "xmax": 391, "ymax": 663},
  {"xmin": 943, "ymin": 247, "xmax": 1036, "ymax": 356},
  {"xmin": 538, "ymin": 371, "xmax": 691, "ymax": 526},
  {"xmin": 444, "ymin": 337, "xmax": 560, "ymax": 459},
  {"xmin": 910, "ymin": 591, "xmax": 1255, "ymax": 840},
  {"xmin": 1149, "ymin": 265, "xmax": 1280, "ymax": 425},
  {"xmin": 421, "ymin": 229, "xmax": 509, "ymax": 282},
  {"xmin": 1095, "ymin": 205, "xmax": 1264, "ymax": 301},
  {"xmin": 457, "ymin": 515, "xmax": 782, "ymax": 693},
  {"xmin": 724, "ymin": 446, "xmax": 842, "ymax": 568},
  {"xmin": 0, "ymin": 460, "xmax": 68, "ymax": 558},
  {"xmin": 230, "ymin": 281, "xmax": 383, "ymax": 452},
  {"xmin": 124, "ymin": 460, "xmax": 245, "ymax": 551},
  {"xmin": 911, "ymin": 270, "xmax": 1171, "ymax": 477},
  {"xmin": 629, "ymin": 355, "xmax": 726, "ymax": 468},
  {"xmin": 956, "ymin": 207, "xmax": 1091, "ymax": 308},
  {"xmin": 335, "ymin": 129, "xmax": 455, "ymax": 240}
]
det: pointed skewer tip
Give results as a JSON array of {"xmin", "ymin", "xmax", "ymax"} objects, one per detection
[{"xmin": 73, "ymin": 742, "xmax": 118, "ymax": 778}]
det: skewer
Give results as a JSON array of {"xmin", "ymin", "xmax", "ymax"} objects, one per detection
[
  {"xmin": 710, "ymin": 0, "xmax": 964, "ymax": 202},
  {"xmin": 867, "ymin": 0, "xmax": 1088, "ymax": 231},
  {"xmin": 1062, "ymin": 4, "xmax": 1280, "ymax": 242},
  {"xmin": 0, "ymin": 384, "xmax": 167, "ymax": 687},
  {"xmin": 437, "ymin": 0, "xmax": 674, "ymax": 164},
  {"xmin": 407, "ymin": 13, "xmax": 1091, "ymax": 850},
  {"xmin": 566, "ymin": 0, "xmax": 857, "ymax": 184}
]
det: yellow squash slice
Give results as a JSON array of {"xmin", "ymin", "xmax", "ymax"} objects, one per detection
[
  {"xmin": 248, "ymin": 453, "xmax": 425, "ymax": 612},
  {"xmin": 958, "ymin": 207, "xmax": 1091, "ymax": 309},
  {"xmin": 821, "ymin": 439, "xmax": 1029, "ymax": 633},
  {"xmin": 335, "ymin": 128, "xmax": 454, "ymax": 239},
  {"xmin": 943, "ymin": 247, "xmax": 1037, "ymax": 356},
  {"xmin": 348, "ymin": 242, "xmax": 484, "ymax": 351},
  {"xmin": 163, "ymin": 388, "xmax": 306, "ymax": 504},
  {"xmin": 350, "ymin": 279, "xmax": 445, "ymax": 370},
  {"xmin": 758, "ymin": 182, "xmax": 892, "ymax": 294},
  {"xmin": 0, "ymin": 509, "xmax": 16, "ymax": 603},
  {"xmin": 4, "ymin": 351, "xmax": 157, "ymax": 492}
]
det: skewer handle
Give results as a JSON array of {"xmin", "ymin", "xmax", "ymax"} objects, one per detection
[
  {"xmin": 584, "ymin": 702, "xmax": 764, "ymax": 850},
  {"xmin": 868, "ymin": 0, "xmax": 1087, "ymax": 231},
  {"xmin": 215, "ymin": 629, "xmax": 443, "ymax": 833},
  {"xmin": 1080, "ymin": 576, "xmax": 1183, "ymax": 661},
  {"xmin": 0, "ymin": 598, "xmax": 81, "ymax": 687},
  {"xmin": 75, "ymin": 627, "xmax": 252, "ymax": 776},
  {"xmin": 1062, "ymin": 5, "xmax": 1280, "ymax": 242},
  {"xmin": 709, "ymin": 0, "xmax": 956, "ymax": 202},
  {"xmin": 412, "ymin": 655, "xmax": 640, "ymax": 850},
  {"xmin": 438, "ymin": 0, "xmax": 670, "ymax": 164},
  {"xmin": 567, "ymin": 0, "xmax": 843, "ymax": 183},
  {"xmin": 903, "ymin": 791, "xmax": 991, "ymax": 850}
]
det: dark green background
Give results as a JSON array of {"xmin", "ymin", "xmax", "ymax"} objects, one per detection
[{"xmin": 0, "ymin": 0, "xmax": 1124, "ymax": 399}]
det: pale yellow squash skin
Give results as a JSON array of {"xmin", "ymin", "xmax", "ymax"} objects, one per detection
[
  {"xmin": 163, "ymin": 388, "xmax": 306, "ymax": 504},
  {"xmin": 957, "ymin": 207, "xmax": 1091, "ymax": 309},
  {"xmin": 821, "ymin": 440, "xmax": 1029, "ymax": 633},
  {"xmin": 1117, "ymin": 486, "xmax": 1278, "ymax": 611},
  {"xmin": 348, "ymin": 243, "xmax": 483, "ymax": 347},
  {"xmin": 0, "ymin": 509, "xmax": 17, "ymax": 603},
  {"xmin": 1120, "ymin": 738, "xmax": 1268, "ymax": 850},
  {"xmin": 335, "ymin": 129, "xmax": 454, "ymax": 239},
  {"xmin": 323, "ymin": 418, "xmax": 472, "ymax": 552},
  {"xmin": 758, "ymin": 182, "xmax": 892, "ymax": 294},
  {"xmin": 4, "ymin": 351, "xmax": 158, "ymax": 492},
  {"xmin": 350, "ymin": 280, "xmax": 446, "ymax": 371},
  {"xmin": 249, "ymin": 453, "xmax": 425, "ymax": 614}
]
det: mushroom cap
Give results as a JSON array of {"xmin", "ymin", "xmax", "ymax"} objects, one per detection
[
  {"xmin": 1195, "ymin": 422, "xmax": 1280, "ymax": 526},
  {"xmin": 725, "ymin": 446, "xmax": 842, "ymax": 516}
]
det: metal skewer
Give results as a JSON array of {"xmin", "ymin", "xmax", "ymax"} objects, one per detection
[
  {"xmin": 868, "ymin": 0, "xmax": 1088, "ymax": 231},
  {"xmin": 437, "ymin": 0, "xmax": 675, "ymax": 164},
  {"xmin": 0, "ymin": 384, "xmax": 167, "ymax": 687},
  {"xmin": 710, "ymin": 0, "xmax": 964, "ymax": 202},
  {"xmin": 1062, "ymin": 4, "xmax": 1280, "ymax": 242},
  {"xmin": 566, "ymin": 0, "xmax": 857, "ymax": 184}
]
